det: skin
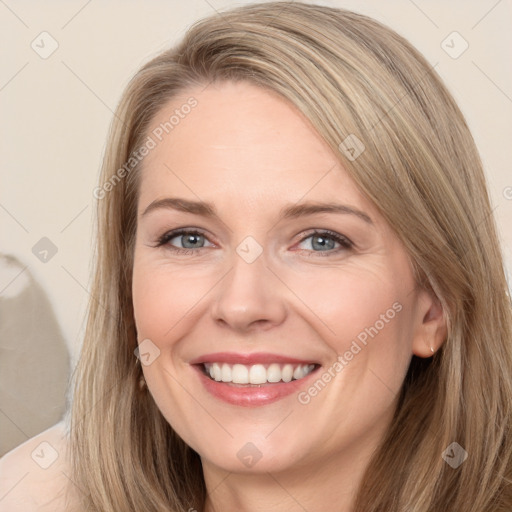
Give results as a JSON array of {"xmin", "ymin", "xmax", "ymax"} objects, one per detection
[
  {"xmin": 132, "ymin": 80, "xmax": 447, "ymax": 512},
  {"xmin": 0, "ymin": 421, "xmax": 76, "ymax": 511}
]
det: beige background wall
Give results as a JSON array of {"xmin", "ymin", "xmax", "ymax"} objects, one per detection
[{"xmin": 1, "ymin": 0, "xmax": 511, "ymax": 454}]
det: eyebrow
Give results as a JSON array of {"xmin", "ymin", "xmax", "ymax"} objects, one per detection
[{"xmin": 140, "ymin": 197, "xmax": 373, "ymax": 224}]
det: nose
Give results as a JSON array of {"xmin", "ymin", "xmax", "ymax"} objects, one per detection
[{"xmin": 210, "ymin": 247, "xmax": 287, "ymax": 333}]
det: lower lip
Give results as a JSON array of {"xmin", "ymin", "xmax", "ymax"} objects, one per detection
[{"xmin": 192, "ymin": 364, "xmax": 320, "ymax": 407}]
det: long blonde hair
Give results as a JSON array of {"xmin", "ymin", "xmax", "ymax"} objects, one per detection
[{"xmin": 69, "ymin": 2, "xmax": 512, "ymax": 510}]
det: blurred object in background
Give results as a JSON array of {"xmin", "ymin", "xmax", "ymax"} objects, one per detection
[{"xmin": 0, "ymin": 253, "xmax": 70, "ymax": 456}]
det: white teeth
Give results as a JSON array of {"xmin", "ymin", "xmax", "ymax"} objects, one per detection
[
  {"xmin": 282, "ymin": 364, "xmax": 293, "ymax": 383},
  {"xmin": 203, "ymin": 362, "xmax": 316, "ymax": 384},
  {"xmin": 232, "ymin": 364, "xmax": 249, "ymax": 384},
  {"xmin": 249, "ymin": 364, "xmax": 267, "ymax": 384},
  {"xmin": 267, "ymin": 363, "xmax": 281, "ymax": 383},
  {"xmin": 212, "ymin": 363, "xmax": 222, "ymax": 381},
  {"xmin": 293, "ymin": 365, "xmax": 304, "ymax": 380},
  {"xmin": 221, "ymin": 363, "xmax": 231, "ymax": 382}
]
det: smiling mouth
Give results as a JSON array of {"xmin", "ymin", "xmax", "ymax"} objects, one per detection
[{"xmin": 200, "ymin": 362, "xmax": 319, "ymax": 385}]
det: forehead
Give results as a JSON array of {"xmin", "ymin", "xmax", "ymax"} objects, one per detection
[{"xmin": 138, "ymin": 80, "xmax": 375, "ymax": 218}]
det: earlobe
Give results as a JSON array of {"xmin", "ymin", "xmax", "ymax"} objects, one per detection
[{"xmin": 412, "ymin": 290, "xmax": 447, "ymax": 358}]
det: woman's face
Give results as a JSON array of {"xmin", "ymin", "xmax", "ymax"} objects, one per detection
[{"xmin": 132, "ymin": 80, "xmax": 444, "ymax": 475}]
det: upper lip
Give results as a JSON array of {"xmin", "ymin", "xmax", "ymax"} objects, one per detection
[{"xmin": 189, "ymin": 352, "xmax": 319, "ymax": 366}]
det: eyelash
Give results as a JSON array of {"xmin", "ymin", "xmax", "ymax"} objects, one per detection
[{"xmin": 154, "ymin": 228, "xmax": 354, "ymax": 257}]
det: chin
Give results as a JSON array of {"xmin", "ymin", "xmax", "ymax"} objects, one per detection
[{"xmin": 198, "ymin": 439, "xmax": 308, "ymax": 474}]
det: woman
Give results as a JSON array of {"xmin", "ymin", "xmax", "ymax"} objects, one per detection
[{"xmin": 1, "ymin": 2, "xmax": 511, "ymax": 511}]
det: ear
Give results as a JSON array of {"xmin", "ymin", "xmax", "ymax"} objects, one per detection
[{"xmin": 411, "ymin": 288, "xmax": 447, "ymax": 358}]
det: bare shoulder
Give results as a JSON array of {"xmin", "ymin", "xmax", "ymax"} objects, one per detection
[{"xmin": 0, "ymin": 421, "xmax": 78, "ymax": 511}]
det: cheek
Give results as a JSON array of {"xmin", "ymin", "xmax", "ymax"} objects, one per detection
[
  {"xmin": 132, "ymin": 257, "xmax": 210, "ymax": 340},
  {"xmin": 131, "ymin": 258, "xmax": 213, "ymax": 437},
  {"xmin": 292, "ymin": 263, "xmax": 407, "ymax": 346},
  {"xmin": 287, "ymin": 268, "xmax": 413, "ymax": 431},
  {"xmin": 290, "ymin": 265, "xmax": 413, "ymax": 395}
]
